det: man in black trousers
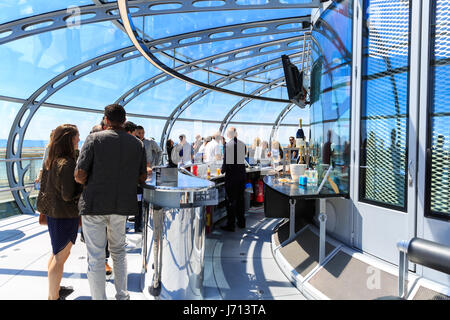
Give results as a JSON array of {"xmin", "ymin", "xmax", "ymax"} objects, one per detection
[{"xmin": 221, "ymin": 127, "xmax": 247, "ymax": 232}]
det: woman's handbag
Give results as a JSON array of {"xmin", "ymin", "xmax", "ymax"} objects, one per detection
[{"xmin": 38, "ymin": 212, "xmax": 47, "ymax": 225}]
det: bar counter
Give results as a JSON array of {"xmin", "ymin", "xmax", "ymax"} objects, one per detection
[
  {"xmin": 140, "ymin": 171, "xmax": 218, "ymax": 299},
  {"xmin": 263, "ymin": 174, "xmax": 348, "ymax": 263}
]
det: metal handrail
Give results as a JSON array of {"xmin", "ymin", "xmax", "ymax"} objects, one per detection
[
  {"xmin": 397, "ymin": 238, "xmax": 450, "ymax": 298},
  {"xmin": 0, "ymin": 157, "xmax": 43, "ymax": 162}
]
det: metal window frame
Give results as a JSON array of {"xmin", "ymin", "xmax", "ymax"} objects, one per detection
[
  {"xmin": 357, "ymin": 0, "xmax": 413, "ymax": 212},
  {"xmin": 422, "ymin": 0, "xmax": 450, "ymax": 222}
]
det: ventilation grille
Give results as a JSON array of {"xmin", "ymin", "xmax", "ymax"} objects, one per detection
[{"xmin": 360, "ymin": 0, "xmax": 410, "ymax": 208}]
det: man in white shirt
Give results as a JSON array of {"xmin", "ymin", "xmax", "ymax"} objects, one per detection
[{"xmin": 204, "ymin": 132, "xmax": 222, "ymax": 163}]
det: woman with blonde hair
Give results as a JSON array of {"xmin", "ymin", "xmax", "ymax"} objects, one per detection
[{"xmin": 37, "ymin": 124, "xmax": 82, "ymax": 300}]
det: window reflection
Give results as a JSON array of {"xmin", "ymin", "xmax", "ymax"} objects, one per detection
[{"xmin": 310, "ymin": 0, "xmax": 352, "ymax": 194}]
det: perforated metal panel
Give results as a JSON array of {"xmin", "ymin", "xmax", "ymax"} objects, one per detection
[
  {"xmin": 359, "ymin": 0, "xmax": 410, "ymax": 209},
  {"xmin": 428, "ymin": 0, "xmax": 450, "ymax": 218}
]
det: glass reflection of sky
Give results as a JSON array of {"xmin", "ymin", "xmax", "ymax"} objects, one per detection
[{"xmin": 0, "ymin": 0, "xmax": 92, "ymax": 24}]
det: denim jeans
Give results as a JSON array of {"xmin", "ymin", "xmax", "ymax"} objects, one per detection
[{"xmin": 81, "ymin": 214, "xmax": 129, "ymax": 300}]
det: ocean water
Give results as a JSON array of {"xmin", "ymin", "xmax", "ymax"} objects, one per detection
[{"xmin": 0, "ymin": 139, "xmax": 47, "ymax": 149}]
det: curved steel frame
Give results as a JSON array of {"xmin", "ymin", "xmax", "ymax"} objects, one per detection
[
  {"xmin": 269, "ymin": 103, "xmax": 296, "ymax": 147},
  {"xmin": 0, "ymin": 0, "xmax": 319, "ymax": 45},
  {"xmin": 158, "ymin": 53, "xmax": 310, "ymax": 149},
  {"xmin": 116, "ymin": 35, "xmax": 310, "ymax": 106},
  {"xmin": 4, "ymin": 22, "xmax": 310, "ymax": 214},
  {"xmin": 219, "ymin": 76, "xmax": 287, "ymax": 135},
  {"xmin": 117, "ymin": 0, "xmax": 300, "ymax": 103},
  {"xmin": 0, "ymin": 2, "xmax": 323, "ymax": 214}
]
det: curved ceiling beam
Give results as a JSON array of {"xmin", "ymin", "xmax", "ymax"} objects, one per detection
[
  {"xmin": 219, "ymin": 76, "xmax": 293, "ymax": 135},
  {"xmin": 269, "ymin": 103, "xmax": 295, "ymax": 146},
  {"xmin": 116, "ymin": 35, "xmax": 310, "ymax": 106},
  {"xmin": 117, "ymin": 0, "xmax": 304, "ymax": 103},
  {"xmin": 0, "ymin": 0, "xmax": 319, "ymax": 45},
  {"xmin": 158, "ymin": 53, "xmax": 310, "ymax": 149},
  {"xmin": 134, "ymin": 16, "xmax": 311, "ymax": 54}
]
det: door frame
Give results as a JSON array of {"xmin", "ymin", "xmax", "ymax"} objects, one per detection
[
  {"xmin": 350, "ymin": 0, "xmax": 421, "ymax": 266},
  {"xmin": 416, "ymin": 0, "xmax": 450, "ymax": 284}
]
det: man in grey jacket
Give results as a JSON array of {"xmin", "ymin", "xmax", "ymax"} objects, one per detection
[
  {"xmin": 75, "ymin": 104, "xmax": 147, "ymax": 300},
  {"xmin": 135, "ymin": 125, "xmax": 162, "ymax": 170}
]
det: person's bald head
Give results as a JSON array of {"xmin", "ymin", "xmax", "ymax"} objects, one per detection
[{"xmin": 226, "ymin": 127, "xmax": 237, "ymax": 139}]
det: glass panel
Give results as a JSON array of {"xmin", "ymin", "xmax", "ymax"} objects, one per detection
[
  {"xmin": 231, "ymin": 89, "xmax": 288, "ymax": 123},
  {"xmin": 427, "ymin": 0, "xmax": 450, "ymax": 219},
  {"xmin": 310, "ymin": 0, "xmax": 352, "ymax": 195},
  {"xmin": 123, "ymin": 70, "xmax": 208, "ymax": 117},
  {"xmin": 169, "ymin": 120, "xmax": 222, "ymax": 146},
  {"xmin": 359, "ymin": 0, "xmax": 410, "ymax": 208},
  {"xmin": 0, "ymin": 190, "xmax": 23, "ymax": 219},
  {"xmin": 144, "ymin": 9, "xmax": 311, "ymax": 39},
  {"xmin": 47, "ymin": 56, "xmax": 162, "ymax": 109},
  {"xmin": 181, "ymin": 81, "xmax": 254, "ymax": 121},
  {"xmin": 0, "ymin": 100, "xmax": 23, "ymax": 158},
  {"xmin": 0, "ymin": 1, "xmax": 92, "ymax": 24},
  {"xmin": 0, "ymin": 21, "xmax": 132, "ymax": 99}
]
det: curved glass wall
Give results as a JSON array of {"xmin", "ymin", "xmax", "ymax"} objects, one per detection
[
  {"xmin": 310, "ymin": 0, "xmax": 352, "ymax": 194},
  {"xmin": 0, "ymin": 1, "xmax": 319, "ymax": 215}
]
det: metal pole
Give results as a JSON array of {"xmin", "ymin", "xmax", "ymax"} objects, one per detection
[
  {"xmin": 149, "ymin": 207, "xmax": 163, "ymax": 296},
  {"xmin": 319, "ymin": 198, "xmax": 327, "ymax": 264},
  {"xmin": 301, "ymin": 32, "xmax": 307, "ymax": 72},
  {"xmin": 288, "ymin": 198, "xmax": 296, "ymax": 242},
  {"xmin": 397, "ymin": 240, "xmax": 410, "ymax": 298}
]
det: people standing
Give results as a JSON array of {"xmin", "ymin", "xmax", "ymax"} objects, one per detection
[
  {"xmin": 75, "ymin": 104, "xmax": 147, "ymax": 300},
  {"xmin": 288, "ymin": 136, "xmax": 298, "ymax": 160},
  {"xmin": 172, "ymin": 134, "xmax": 192, "ymax": 165},
  {"xmin": 135, "ymin": 125, "xmax": 161, "ymax": 232},
  {"xmin": 79, "ymin": 123, "xmax": 113, "ymax": 276},
  {"xmin": 166, "ymin": 139, "xmax": 176, "ymax": 167},
  {"xmin": 124, "ymin": 121, "xmax": 137, "ymax": 136},
  {"xmin": 192, "ymin": 134, "xmax": 203, "ymax": 155},
  {"xmin": 205, "ymin": 132, "xmax": 222, "ymax": 163},
  {"xmin": 220, "ymin": 127, "xmax": 247, "ymax": 232},
  {"xmin": 124, "ymin": 121, "xmax": 144, "ymax": 232},
  {"xmin": 36, "ymin": 124, "xmax": 83, "ymax": 300},
  {"xmin": 135, "ymin": 125, "xmax": 162, "ymax": 169}
]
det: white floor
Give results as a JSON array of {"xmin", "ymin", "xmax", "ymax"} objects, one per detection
[{"xmin": 0, "ymin": 207, "xmax": 306, "ymax": 300}]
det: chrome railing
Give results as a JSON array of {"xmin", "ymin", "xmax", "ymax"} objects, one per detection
[{"xmin": 397, "ymin": 238, "xmax": 450, "ymax": 298}]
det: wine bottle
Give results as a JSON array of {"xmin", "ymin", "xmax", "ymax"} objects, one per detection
[{"xmin": 296, "ymin": 119, "xmax": 305, "ymax": 140}]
